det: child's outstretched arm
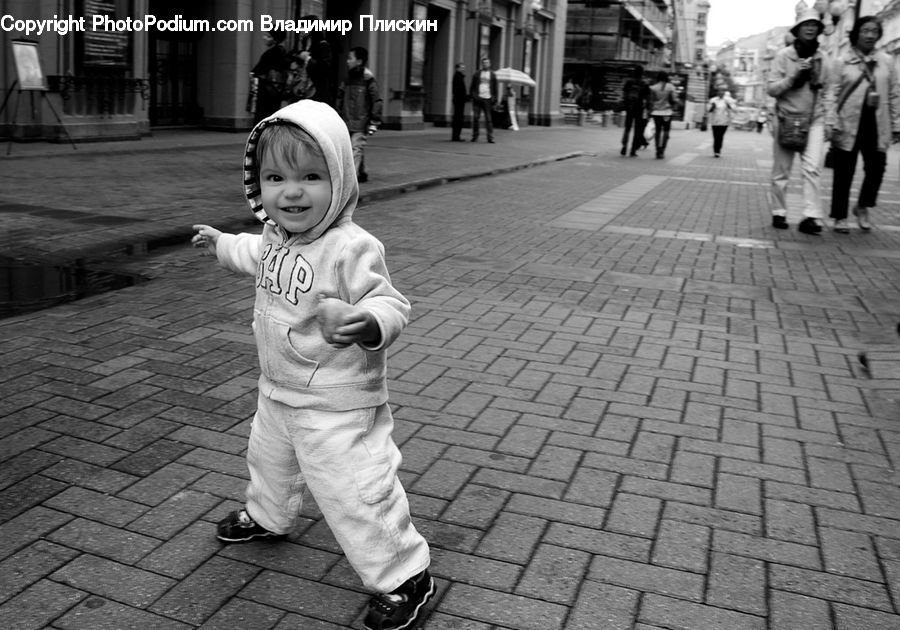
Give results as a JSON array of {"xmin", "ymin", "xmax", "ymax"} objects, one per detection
[
  {"xmin": 191, "ymin": 224, "xmax": 262, "ymax": 276},
  {"xmin": 192, "ymin": 224, "xmax": 222, "ymax": 256}
]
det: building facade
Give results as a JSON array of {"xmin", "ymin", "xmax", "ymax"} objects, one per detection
[
  {"xmin": 562, "ymin": 0, "xmax": 709, "ymax": 123},
  {"xmin": 1, "ymin": 0, "xmax": 568, "ymax": 142}
]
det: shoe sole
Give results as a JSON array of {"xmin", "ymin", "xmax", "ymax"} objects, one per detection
[
  {"xmin": 216, "ymin": 531, "xmax": 285, "ymax": 543},
  {"xmin": 363, "ymin": 577, "xmax": 436, "ymax": 630}
]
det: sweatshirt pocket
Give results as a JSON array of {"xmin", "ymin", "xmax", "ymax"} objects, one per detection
[{"xmin": 253, "ymin": 316, "xmax": 319, "ymax": 388}]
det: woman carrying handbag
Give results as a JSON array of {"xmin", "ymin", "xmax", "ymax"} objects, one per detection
[{"xmin": 826, "ymin": 15, "xmax": 900, "ymax": 233}]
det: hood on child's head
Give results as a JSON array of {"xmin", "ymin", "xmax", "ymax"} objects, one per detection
[{"xmin": 243, "ymin": 100, "xmax": 358, "ymax": 242}]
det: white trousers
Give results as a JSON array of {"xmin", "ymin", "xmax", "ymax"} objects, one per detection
[
  {"xmin": 769, "ymin": 118, "xmax": 825, "ymax": 219},
  {"xmin": 244, "ymin": 394, "xmax": 430, "ymax": 593}
]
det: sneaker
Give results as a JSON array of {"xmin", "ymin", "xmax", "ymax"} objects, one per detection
[
  {"xmin": 853, "ymin": 206, "xmax": 872, "ymax": 231},
  {"xmin": 216, "ymin": 509, "xmax": 285, "ymax": 543},
  {"xmin": 797, "ymin": 217, "xmax": 823, "ymax": 235},
  {"xmin": 833, "ymin": 219, "xmax": 850, "ymax": 233},
  {"xmin": 620, "ymin": 146, "xmax": 627, "ymax": 156},
  {"xmin": 364, "ymin": 570, "xmax": 435, "ymax": 630},
  {"xmin": 772, "ymin": 215, "xmax": 789, "ymax": 229}
]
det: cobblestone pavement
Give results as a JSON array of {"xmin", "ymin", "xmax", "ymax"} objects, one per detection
[{"xmin": 2, "ymin": 124, "xmax": 900, "ymax": 629}]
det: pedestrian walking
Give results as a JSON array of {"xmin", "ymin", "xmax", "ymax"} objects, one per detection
[
  {"xmin": 191, "ymin": 100, "xmax": 433, "ymax": 630},
  {"xmin": 451, "ymin": 62, "xmax": 468, "ymax": 141},
  {"xmin": 469, "ymin": 56, "xmax": 498, "ymax": 143},
  {"xmin": 621, "ymin": 65, "xmax": 650, "ymax": 156},
  {"xmin": 827, "ymin": 15, "xmax": 900, "ymax": 233},
  {"xmin": 251, "ymin": 30, "xmax": 289, "ymax": 124},
  {"xmin": 767, "ymin": 9, "xmax": 833, "ymax": 234},
  {"xmin": 648, "ymin": 71, "xmax": 678, "ymax": 159},
  {"xmin": 708, "ymin": 85, "xmax": 736, "ymax": 157},
  {"xmin": 337, "ymin": 46, "xmax": 382, "ymax": 183},
  {"xmin": 756, "ymin": 107, "xmax": 768, "ymax": 132},
  {"xmin": 283, "ymin": 51, "xmax": 316, "ymax": 104}
]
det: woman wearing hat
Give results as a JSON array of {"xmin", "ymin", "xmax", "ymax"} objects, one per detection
[
  {"xmin": 826, "ymin": 15, "xmax": 900, "ymax": 233},
  {"xmin": 767, "ymin": 9, "xmax": 834, "ymax": 235}
]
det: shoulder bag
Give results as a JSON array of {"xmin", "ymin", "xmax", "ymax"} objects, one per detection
[{"xmin": 825, "ymin": 61, "xmax": 871, "ymax": 168}]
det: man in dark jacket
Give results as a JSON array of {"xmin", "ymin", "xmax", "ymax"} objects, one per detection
[
  {"xmin": 469, "ymin": 57, "xmax": 498, "ymax": 143},
  {"xmin": 451, "ymin": 62, "xmax": 468, "ymax": 142},
  {"xmin": 621, "ymin": 65, "xmax": 650, "ymax": 156},
  {"xmin": 251, "ymin": 30, "xmax": 289, "ymax": 124},
  {"xmin": 337, "ymin": 46, "xmax": 382, "ymax": 183}
]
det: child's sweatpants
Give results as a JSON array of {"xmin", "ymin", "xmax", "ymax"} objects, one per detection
[{"xmin": 243, "ymin": 393, "xmax": 430, "ymax": 594}]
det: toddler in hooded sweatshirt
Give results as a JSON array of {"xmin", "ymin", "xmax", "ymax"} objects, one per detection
[{"xmin": 191, "ymin": 100, "xmax": 432, "ymax": 630}]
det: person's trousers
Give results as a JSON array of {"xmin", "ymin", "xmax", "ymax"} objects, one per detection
[
  {"xmin": 244, "ymin": 394, "xmax": 431, "ymax": 593},
  {"xmin": 768, "ymin": 118, "xmax": 825, "ymax": 219},
  {"xmin": 451, "ymin": 101, "xmax": 466, "ymax": 140},
  {"xmin": 471, "ymin": 97, "xmax": 493, "ymax": 141},
  {"xmin": 829, "ymin": 116, "xmax": 886, "ymax": 221},
  {"xmin": 621, "ymin": 109, "xmax": 645, "ymax": 154},
  {"xmin": 711, "ymin": 125, "xmax": 727, "ymax": 154},
  {"xmin": 350, "ymin": 132, "xmax": 368, "ymax": 178},
  {"xmin": 653, "ymin": 115, "xmax": 672, "ymax": 156}
]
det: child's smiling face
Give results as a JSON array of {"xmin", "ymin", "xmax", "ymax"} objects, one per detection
[{"xmin": 259, "ymin": 145, "xmax": 332, "ymax": 235}]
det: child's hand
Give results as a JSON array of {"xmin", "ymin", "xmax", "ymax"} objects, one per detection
[
  {"xmin": 192, "ymin": 224, "xmax": 222, "ymax": 256},
  {"xmin": 316, "ymin": 294, "xmax": 380, "ymax": 347}
]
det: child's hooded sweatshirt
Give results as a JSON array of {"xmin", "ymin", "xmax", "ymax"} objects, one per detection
[{"xmin": 215, "ymin": 100, "xmax": 410, "ymax": 411}]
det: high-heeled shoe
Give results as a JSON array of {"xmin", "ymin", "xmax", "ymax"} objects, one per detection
[{"xmin": 853, "ymin": 206, "xmax": 872, "ymax": 231}]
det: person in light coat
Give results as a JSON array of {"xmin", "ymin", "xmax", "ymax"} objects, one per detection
[
  {"xmin": 767, "ymin": 9, "xmax": 835, "ymax": 235},
  {"xmin": 826, "ymin": 15, "xmax": 900, "ymax": 232}
]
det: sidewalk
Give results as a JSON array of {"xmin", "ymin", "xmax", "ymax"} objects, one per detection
[
  {"xmin": 0, "ymin": 123, "xmax": 589, "ymax": 262},
  {"xmin": 2, "ymin": 124, "xmax": 900, "ymax": 629}
]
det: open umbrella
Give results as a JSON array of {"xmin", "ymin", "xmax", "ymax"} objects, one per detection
[{"xmin": 494, "ymin": 67, "xmax": 536, "ymax": 87}]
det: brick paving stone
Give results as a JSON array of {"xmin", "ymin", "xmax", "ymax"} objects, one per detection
[
  {"xmin": 238, "ymin": 570, "xmax": 368, "ymax": 626},
  {"xmin": 475, "ymin": 512, "xmax": 546, "ymax": 564},
  {"xmin": 706, "ymin": 551, "xmax": 767, "ymax": 615},
  {"xmin": 0, "ymin": 579, "xmax": 87, "ymax": 630},
  {"xmin": 56, "ymin": 598, "xmax": 195, "ymax": 630},
  {"xmin": 765, "ymin": 499, "xmax": 819, "ymax": 545},
  {"xmin": 832, "ymin": 603, "xmax": 900, "ymax": 630},
  {"xmin": 51, "ymin": 553, "xmax": 176, "ymax": 608},
  {"xmin": 563, "ymin": 467, "xmax": 619, "ymax": 507},
  {"xmin": 149, "ymin": 556, "xmax": 261, "ymax": 624},
  {"xmin": 664, "ymin": 501, "xmax": 762, "ymax": 536},
  {"xmin": 514, "ymin": 543, "xmax": 590, "ymax": 604},
  {"xmin": 770, "ymin": 564, "xmax": 893, "ymax": 611},
  {"xmin": 0, "ymin": 540, "xmax": 79, "ymax": 603},
  {"xmin": 769, "ymin": 590, "xmax": 832, "ymax": 630},
  {"xmin": 439, "ymin": 583, "xmax": 567, "ymax": 630},
  {"xmin": 566, "ymin": 581, "xmax": 639, "ymax": 630},
  {"xmin": 820, "ymin": 527, "xmax": 884, "ymax": 581},
  {"xmin": 441, "ymin": 483, "xmax": 509, "ymax": 529},
  {"xmin": 638, "ymin": 593, "xmax": 766, "ymax": 630},
  {"xmin": 587, "ymin": 556, "xmax": 705, "ymax": 601},
  {"xmin": 651, "ymin": 519, "xmax": 710, "ymax": 573},
  {"xmin": 605, "ymin": 493, "xmax": 663, "ymax": 538},
  {"xmin": 46, "ymin": 518, "xmax": 159, "ymax": 564},
  {"xmin": 199, "ymin": 598, "xmax": 288, "ymax": 630},
  {"xmin": 715, "ymin": 472, "xmax": 762, "ymax": 515}
]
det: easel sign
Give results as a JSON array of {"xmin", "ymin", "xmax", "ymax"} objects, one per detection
[
  {"xmin": 11, "ymin": 40, "xmax": 48, "ymax": 91},
  {"xmin": 1, "ymin": 40, "xmax": 75, "ymax": 153}
]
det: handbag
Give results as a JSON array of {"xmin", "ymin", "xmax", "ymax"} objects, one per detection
[{"xmin": 777, "ymin": 109, "xmax": 812, "ymax": 151}]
